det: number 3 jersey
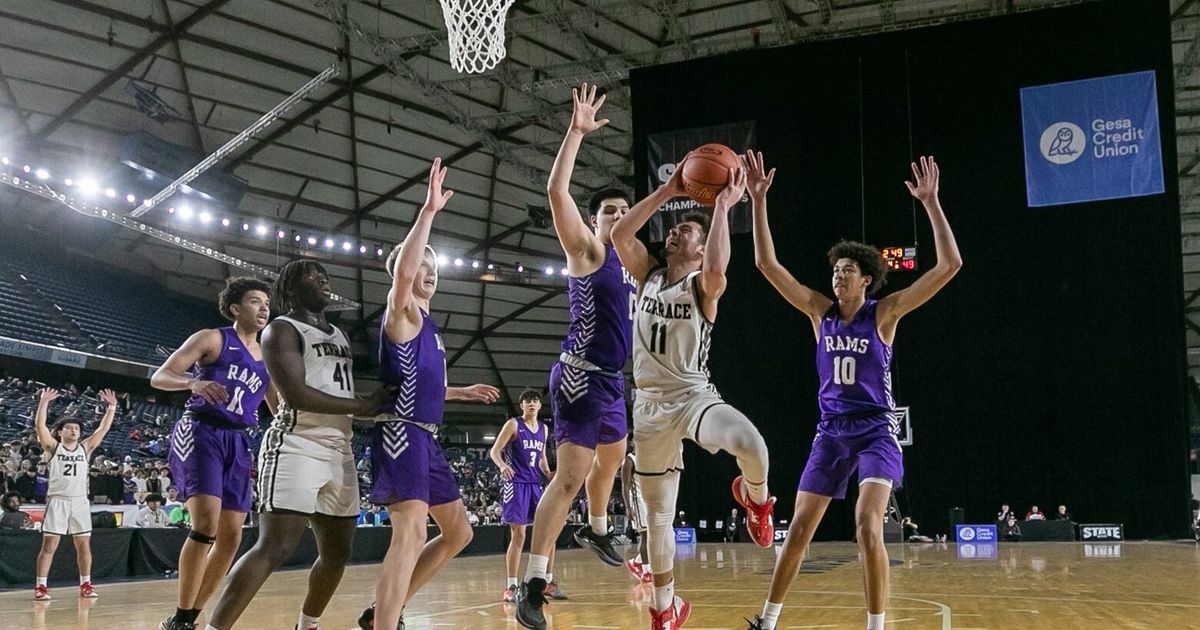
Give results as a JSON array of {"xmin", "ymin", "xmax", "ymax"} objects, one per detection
[
  {"xmin": 270, "ymin": 316, "xmax": 356, "ymax": 445},
  {"xmin": 185, "ymin": 326, "xmax": 270, "ymax": 428},
  {"xmin": 501, "ymin": 419, "xmax": 546, "ymax": 484},
  {"xmin": 816, "ymin": 299, "xmax": 895, "ymax": 420},
  {"xmin": 632, "ymin": 268, "xmax": 713, "ymax": 397}
]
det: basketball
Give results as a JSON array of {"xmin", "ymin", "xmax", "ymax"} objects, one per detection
[{"xmin": 680, "ymin": 143, "xmax": 741, "ymax": 206}]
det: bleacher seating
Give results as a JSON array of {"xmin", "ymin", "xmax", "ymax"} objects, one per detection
[{"xmin": 0, "ymin": 236, "xmax": 220, "ymax": 362}]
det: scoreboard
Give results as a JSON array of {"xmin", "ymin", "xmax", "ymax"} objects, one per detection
[{"xmin": 881, "ymin": 246, "xmax": 917, "ymax": 271}]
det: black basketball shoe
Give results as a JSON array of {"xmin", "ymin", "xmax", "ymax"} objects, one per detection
[
  {"xmin": 515, "ymin": 578, "xmax": 548, "ymax": 629},
  {"xmin": 357, "ymin": 603, "xmax": 404, "ymax": 629},
  {"xmin": 573, "ymin": 524, "xmax": 623, "ymax": 566}
]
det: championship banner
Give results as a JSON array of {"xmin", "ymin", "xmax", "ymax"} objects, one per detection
[
  {"xmin": 1020, "ymin": 70, "xmax": 1164, "ymax": 207},
  {"xmin": 645, "ymin": 121, "xmax": 755, "ymax": 243}
]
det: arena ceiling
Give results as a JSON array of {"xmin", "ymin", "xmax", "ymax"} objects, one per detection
[{"xmin": 0, "ymin": 0, "xmax": 1195, "ymax": 424}]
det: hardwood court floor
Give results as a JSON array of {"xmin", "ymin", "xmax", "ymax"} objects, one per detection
[{"xmin": 1, "ymin": 541, "xmax": 1197, "ymax": 629}]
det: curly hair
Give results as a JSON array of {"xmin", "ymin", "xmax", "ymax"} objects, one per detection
[
  {"xmin": 827, "ymin": 240, "xmax": 888, "ymax": 295},
  {"xmin": 218, "ymin": 276, "xmax": 273, "ymax": 320},
  {"xmin": 272, "ymin": 260, "xmax": 326, "ymax": 314}
]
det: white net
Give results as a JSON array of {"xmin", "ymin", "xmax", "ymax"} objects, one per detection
[{"xmin": 439, "ymin": 0, "xmax": 516, "ymax": 74}]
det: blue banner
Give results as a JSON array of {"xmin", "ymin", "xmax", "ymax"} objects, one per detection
[
  {"xmin": 673, "ymin": 528, "xmax": 696, "ymax": 544},
  {"xmin": 1020, "ymin": 70, "xmax": 1164, "ymax": 207},
  {"xmin": 955, "ymin": 524, "xmax": 998, "ymax": 544}
]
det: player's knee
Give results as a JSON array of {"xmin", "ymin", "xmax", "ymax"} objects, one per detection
[
  {"xmin": 445, "ymin": 521, "xmax": 473, "ymax": 551},
  {"xmin": 856, "ymin": 522, "xmax": 884, "ymax": 549},
  {"xmin": 729, "ymin": 430, "xmax": 768, "ymax": 463},
  {"xmin": 509, "ymin": 526, "xmax": 525, "ymax": 544}
]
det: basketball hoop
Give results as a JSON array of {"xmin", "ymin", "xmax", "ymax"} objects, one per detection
[{"xmin": 439, "ymin": 0, "xmax": 515, "ymax": 74}]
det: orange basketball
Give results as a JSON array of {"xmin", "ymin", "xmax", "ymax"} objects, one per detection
[{"xmin": 680, "ymin": 143, "xmax": 740, "ymax": 207}]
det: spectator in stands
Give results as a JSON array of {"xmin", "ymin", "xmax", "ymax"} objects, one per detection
[
  {"xmin": 14, "ymin": 459, "xmax": 36, "ymax": 501},
  {"xmin": 122, "ymin": 469, "xmax": 138, "ymax": 505},
  {"xmin": 997, "ymin": 503, "xmax": 1014, "ymax": 523},
  {"xmin": 136, "ymin": 493, "xmax": 172, "ymax": 528},
  {"xmin": 1025, "ymin": 505, "xmax": 1046, "ymax": 521},
  {"xmin": 163, "ymin": 488, "xmax": 182, "ymax": 513},
  {"xmin": 1, "ymin": 491, "xmax": 33, "ymax": 529},
  {"xmin": 34, "ymin": 463, "xmax": 48, "ymax": 502},
  {"xmin": 1055, "ymin": 505, "xmax": 1072, "ymax": 521},
  {"xmin": 674, "ymin": 511, "xmax": 689, "ymax": 528},
  {"xmin": 725, "ymin": 508, "xmax": 740, "ymax": 543},
  {"xmin": 169, "ymin": 502, "xmax": 191, "ymax": 527},
  {"xmin": 358, "ymin": 503, "xmax": 389, "ymax": 527},
  {"xmin": 1002, "ymin": 516, "xmax": 1022, "ymax": 541},
  {"xmin": 146, "ymin": 468, "xmax": 165, "ymax": 495}
]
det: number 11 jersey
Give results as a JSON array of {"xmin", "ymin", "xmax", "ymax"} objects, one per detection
[{"xmin": 632, "ymin": 268, "xmax": 713, "ymax": 398}]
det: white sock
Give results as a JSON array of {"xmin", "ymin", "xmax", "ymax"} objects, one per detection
[
  {"xmin": 524, "ymin": 554, "xmax": 549, "ymax": 582},
  {"xmin": 867, "ymin": 612, "xmax": 885, "ymax": 630},
  {"xmin": 653, "ymin": 580, "xmax": 675, "ymax": 611},
  {"xmin": 761, "ymin": 601, "xmax": 782, "ymax": 628},
  {"xmin": 507, "ymin": 575, "xmax": 518, "ymax": 587},
  {"xmin": 206, "ymin": 626, "xmax": 220, "ymax": 630},
  {"xmin": 744, "ymin": 478, "xmax": 769, "ymax": 505},
  {"xmin": 297, "ymin": 613, "xmax": 319, "ymax": 629},
  {"xmin": 589, "ymin": 513, "xmax": 608, "ymax": 535},
  {"xmin": 633, "ymin": 553, "xmax": 643, "ymax": 564},
  {"xmin": 36, "ymin": 577, "xmax": 47, "ymax": 587},
  {"xmin": 79, "ymin": 575, "xmax": 90, "ymax": 585},
  {"xmin": 546, "ymin": 573, "xmax": 554, "ymax": 584},
  {"xmin": 644, "ymin": 562, "xmax": 653, "ymax": 574}
]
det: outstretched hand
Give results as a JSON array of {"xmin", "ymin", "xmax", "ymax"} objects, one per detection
[
  {"xmin": 422, "ymin": 157, "xmax": 455, "ymax": 213},
  {"xmin": 461, "ymin": 384, "xmax": 500, "ymax": 404},
  {"xmin": 714, "ymin": 165, "xmax": 747, "ymax": 210},
  {"xmin": 570, "ymin": 82, "xmax": 609, "ymax": 135},
  {"xmin": 99, "ymin": 389, "xmax": 118, "ymax": 407},
  {"xmin": 38, "ymin": 388, "xmax": 60, "ymax": 404},
  {"xmin": 904, "ymin": 155, "xmax": 939, "ymax": 205},
  {"xmin": 744, "ymin": 150, "xmax": 775, "ymax": 198}
]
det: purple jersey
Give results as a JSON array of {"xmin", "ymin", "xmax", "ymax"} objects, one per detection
[
  {"xmin": 816, "ymin": 300, "xmax": 895, "ymax": 421},
  {"xmin": 185, "ymin": 327, "xmax": 269, "ymax": 428},
  {"xmin": 560, "ymin": 245, "xmax": 637, "ymax": 373},
  {"xmin": 501, "ymin": 418, "xmax": 546, "ymax": 484},
  {"xmin": 379, "ymin": 307, "xmax": 447, "ymax": 425}
]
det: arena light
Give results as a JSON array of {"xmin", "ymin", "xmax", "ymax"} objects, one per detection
[
  {"xmin": 125, "ymin": 193, "xmax": 137, "ymax": 204},
  {"xmin": 559, "ymin": 267, "xmax": 568, "ymax": 276},
  {"xmin": 78, "ymin": 177, "xmax": 99, "ymax": 197},
  {"xmin": 277, "ymin": 229, "xmax": 286, "ymax": 239},
  {"xmin": 454, "ymin": 258, "xmax": 464, "ymax": 267},
  {"xmin": 544, "ymin": 266, "xmax": 554, "ymax": 275},
  {"xmin": 307, "ymin": 236, "xmax": 318, "ymax": 246},
  {"xmin": 177, "ymin": 205, "xmax": 194, "ymax": 221},
  {"xmin": 471, "ymin": 260, "xmax": 480, "ymax": 269},
  {"xmin": 516, "ymin": 263, "xmax": 524, "ymax": 273},
  {"xmin": 292, "ymin": 231, "xmax": 301, "ymax": 242},
  {"xmin": 199, "ymin": 211, "xmax": 213, "ymax": 224},
  {"xmin": 359, "ymin": 244, "xmax": 367, "ymax": 254},
  {"xmin": 64, "ymin": 178, "xmax": 73, "ymax": 187},
  {"xmin": 22, "ymin": 164, "xmax": 30, "ymax": 173},
  {"xmin": 35, "ymin": 168, "xmax": 49, "ymax": 180},
  {"xmin": 255, "ymin": 224, "xmax": 268, "ymax": 236},
  {"xmin": 167, "ymin": 206, "xmax": 175, "ymax": 214},
  {"xmin": 436, "ymin": 255, "xmax": 448, "ymax": 267},
  {"xmin": 241, "ymin": 222, "xmax": 250, "ymax": 231},
  {"xmin": 375, "ymin": 246, "xmax": 384, "ymax": 257},
  {"xmin": 324, "ymin": 238, "xmax": 334, "ymax": 249},
  {"xmin": 0, "ymin": 156, "xmax": 8, "ymax": 165},
  {"xmin": 487, "ymin": 263, "xmax": 494, "ymax": 270},
  {"xmin": 221, "ymin": 217, "xmax": 231, "ymax": 227},
  {"xmin": 339, "ymin": 241, "xmax": 350, "ymax": 251},
  {"xmin": 104, "ymin": 188, "xmax": 116, "ymax": 198}
]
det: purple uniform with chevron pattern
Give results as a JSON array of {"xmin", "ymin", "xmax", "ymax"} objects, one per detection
[
  {"xmin": 798, "ymin": 300, "xmax": 904, "ymax": 499},
  {"xmin": 168, "ymin": 327, "xmax": 269, "ymax": 511},
  {"xmin": 549, "ymin": 245, "xmax": 636, "ymax": 449},
  {"xmin": 501, "ymin": 418, "xmax": 546, "ymax": 525},
  {"xmin": 370, "ymin": 308, "xmax": 461, "ymax": 506}
]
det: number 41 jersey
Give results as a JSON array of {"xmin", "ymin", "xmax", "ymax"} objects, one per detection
[
  {"xmin": 270, "ymin": 315, "xmax": 356, "ymax": 446},
  {"xmin": 816, "ymin": 299, "xmax": 895, "ymax": 421},
  {"xmin": 632, "ymin": 268, "xmax": 713, "ymax": 398}
]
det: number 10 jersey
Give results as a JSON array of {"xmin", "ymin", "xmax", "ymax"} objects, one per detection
[
  {"xmin": 632, "ymin": 268, "xmax": 713, "ymax": 398},
  {"xmin": 816, "ymin": 299, "xmax": 895, "ymax": 421}
]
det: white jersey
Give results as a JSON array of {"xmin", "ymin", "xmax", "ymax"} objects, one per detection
[
  {"xmin": 46, "ymin": 443, "xmax": 89, "ymax": 498},
  {"xmin": 632, "ymin": 268, "xmax": 714, "ymax": 398},
  {"xmin": 270, "ymin": 316, "xmax": 356, "ymax": 448}
]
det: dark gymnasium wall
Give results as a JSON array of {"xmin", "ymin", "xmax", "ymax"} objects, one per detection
[{"xmin": 629, "ymin": 0, "xmax": 1190, "ymax": 539}]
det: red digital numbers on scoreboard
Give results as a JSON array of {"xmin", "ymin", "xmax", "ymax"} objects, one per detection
[{"xmin": 880, "ymin": 246, "xmax": 918, "ymax": 271}]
